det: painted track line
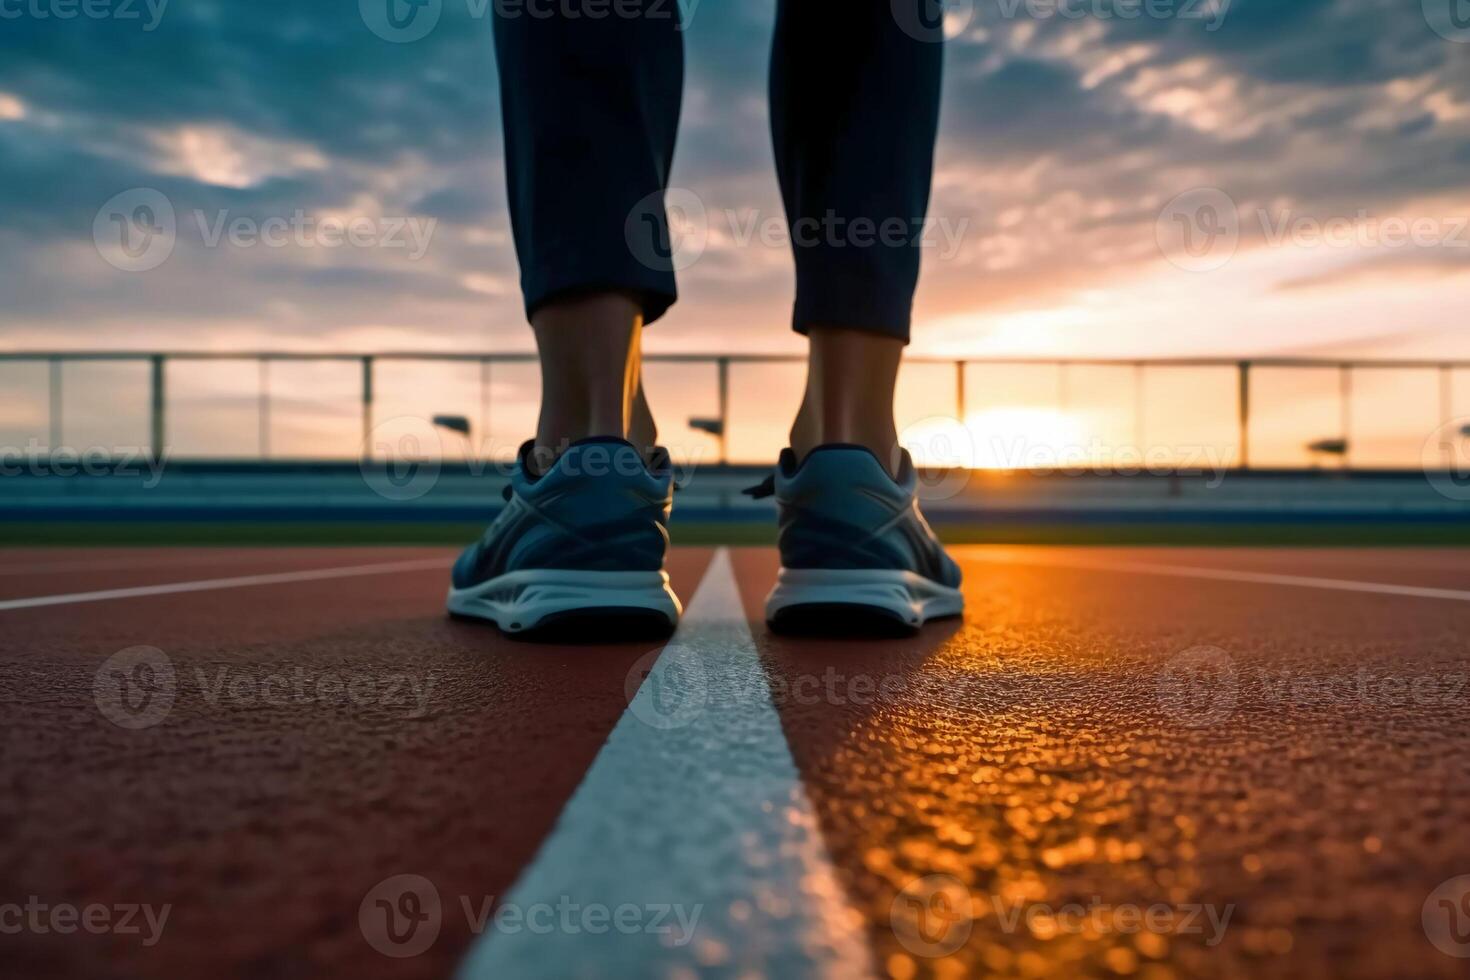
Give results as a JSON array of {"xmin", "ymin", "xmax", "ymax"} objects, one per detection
[
  {"xmin": 969, "ymin": 550, "xmax": 1470, "ymax": 602},
  {"xmin": 0, "ymin": 558, "xmax": 452, "ymax": 612},
  {"xmin": 0, "ymin": 554, "xmax": 247, "ymax": 578},
  {"xmin": 456, "ymin": 548, "xmax": 875, "ymax": 980}
]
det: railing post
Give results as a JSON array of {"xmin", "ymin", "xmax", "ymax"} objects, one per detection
[
  {"xmin": 48, "ymin": 356, "xmax": 62, "ymax": 450},
  {"xmin": 1441, "ymin": 364, "xmax": 1454, "ymax": 469},
  {"xmin": 955, "ymin": 360, "xmax": 966, "ymax": 422},
  {"xmin": 1134, "ymin": 361, "xmax": 1146, "ymax": 451},
  {"xmin": 480, "ymin": 358, "xmax": 492, "ymax": 462},
  {"xmin": 1237, "ymin": 361, "xmax": 1250, "ymax": 470},
  {"xmin": 149, "ymin": 354, "xmax": 165, "ymax": 465},
  {"xmin": 361, "ymin": 355, "xmax": 374, "ymax": 462},
  {"xmin": 716, "ymin": 356, "xmax": 730, "ymax": 465},
  {"xmin": 1339, "ymin": 363, "xmax": 1352, "ymax": 470},
  {"xmin": 258, "ymin": 358, "xmax": 271, "ymax": 460}
]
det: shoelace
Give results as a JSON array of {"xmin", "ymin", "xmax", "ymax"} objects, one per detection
[{"xmin": 742, "ymin": 474, "xmax": 775, "ymax": 500}]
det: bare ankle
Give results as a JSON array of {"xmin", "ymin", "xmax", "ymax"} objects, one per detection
[
  {"xmin": 531, "ymin": 291, "xmax": 646, "ymax": 458},
  {"xmin": 791, "ymin": 325, "xmax": 904, "ymax": 474}
]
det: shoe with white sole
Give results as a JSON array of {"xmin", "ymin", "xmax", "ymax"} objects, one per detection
[
  {"xmin": 447, "ymin": 437, "xmax": 681, "ymax": 637},
  {"xmin": 754, "ymin": 444, "xmax": 963, "ymax": 634}
]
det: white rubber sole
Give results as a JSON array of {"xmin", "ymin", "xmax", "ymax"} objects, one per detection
[
  {"xmin": 764, "ymin": 567, "xmax": 964, "ymax": 631},
  {"xmin": 446, "ymin": 568, "xmax": 682, "ymax": 635}
]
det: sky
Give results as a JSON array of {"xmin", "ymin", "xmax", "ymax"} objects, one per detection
[{"xmin": 1, "ymin": 0, "xmax": 1468, "ymax": 464}]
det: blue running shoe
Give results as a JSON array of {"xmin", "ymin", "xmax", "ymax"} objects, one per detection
[
  {"xmin": 753, "ymin": 444, "xmax": 963, "ymax": 633},
  {"xmin": 447, "ymin": 437, "xmax": 681, "ymax": 636}
]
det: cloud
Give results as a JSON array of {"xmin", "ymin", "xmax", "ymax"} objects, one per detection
[{"xmin": 0, "ymin": 0, "xmax": 1467, "ymax": 359}]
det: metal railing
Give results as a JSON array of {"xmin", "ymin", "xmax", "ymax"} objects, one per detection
[{"xmin": 3, "ymin": 351, "xmax": 1468, "ymax": 468}]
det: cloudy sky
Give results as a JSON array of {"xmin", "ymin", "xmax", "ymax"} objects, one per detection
[{"xmin": 1, "ymin": 0, "xmax": 1468, "ymax": 462}]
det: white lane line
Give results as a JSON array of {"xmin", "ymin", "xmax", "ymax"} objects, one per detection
[
  {"xmin": 0, "ymin": 551, "xmax": 426, "ymax": 578},
  {"xmin": 456, "ymin": 548, "xmax": 876, "ymax": 980},
  {"xmin": 0, "ymin": 554, "xmax": 231, "ymax": 578},
  {"xmin": 0, "ymin": 558, "xmax": 452, "ymax": 612},
  {"xmin": 967, "ymin": 550, "xmax": 1470, "ymax": 602}
]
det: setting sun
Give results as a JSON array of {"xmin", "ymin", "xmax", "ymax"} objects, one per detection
[{"xmin": 902, "ymin": 407, "xmax": 1088, "ymax": 470}]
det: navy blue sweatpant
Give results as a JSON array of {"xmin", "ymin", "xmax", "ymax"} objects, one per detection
[{"xmin": 493, "ymin": 1, "xmax": 944, "ymax": 343}]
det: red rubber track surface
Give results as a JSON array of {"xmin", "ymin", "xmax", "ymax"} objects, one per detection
[{"xmin": 2, "ymin": 546, "xmax": 1469, "ymax": 979}]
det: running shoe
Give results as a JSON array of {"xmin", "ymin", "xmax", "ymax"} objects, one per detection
[
  {"xmin": 447, "ymin": 437, "xmax": 681, "ymax": 636},
  {"xmin": 751, "ymin": 444, "xmax": 963, "ymax": 633}
]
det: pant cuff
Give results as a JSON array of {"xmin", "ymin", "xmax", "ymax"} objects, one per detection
[
  {"xmin": 792, "ymin": 266, "xmax": 914, "ymax": 344},
  {"xmin": 522, "ymin": 244, "xmax": 678, "ymax": 326}
]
